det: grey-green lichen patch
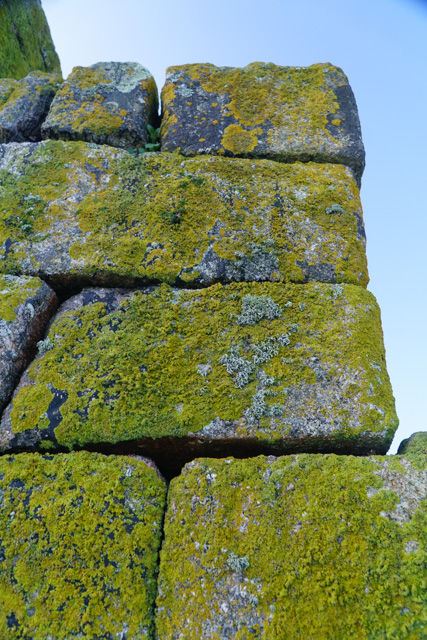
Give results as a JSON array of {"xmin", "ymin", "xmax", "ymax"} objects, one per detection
[
  {"xmin": 0, "ymin": 0, "xmax": 61, "ymax": 79},
  {"xmin": 0, "ymin": 451, "xmax": 166, "ymax": 639},
  {"xmin": 41, "ymin": 62, "xmax": 159, "ymax": 149},
  {"xmin": 0, "ymin": 141, "xmax": 368, "ymax": 289},
  {"xmin": 0, "ymin": 72, "xmax": 61, "ymax": 143},
  {"xmin": 160, "ymin": 62, "xmax": 365, "ymax": 186},
  {"xmin": 398, "ymin": 432, "xmax": 427, "ymax": 471},
  {"xmin": 155, "ymin": 453, "xmax": 426, "ymax": 640},
  {"xmin": 0, "ymin": 282, "xmax": 397, "ymax": 455},
  {"xmin": 0, "ymin": 274, "xmax": 57, "ymax": 413}
]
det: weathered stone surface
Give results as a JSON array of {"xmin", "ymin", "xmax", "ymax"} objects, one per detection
[
  {"xmin": 398, "ymin": 431, "xmax": 427, "ymax": 468},
  {"xmin": 0, "ymin": 274, "xmax": 57, "ymax": 414},
  {"xmin": 41, "ymin": 62, "xmax": 158, "ymax": 149},
  {"xmin": 0, "ymin": 0, "xmax": 61, "ymax": 80},
  {"xmin": 156, "ymin": 453, "xmax": 427, "ymax": 640},
  {"xmin": 0, "ymin": 141, "xmax": 368, "ymax": 291},
  {"xmin": 0, "ymin": 72, "xmax": 61, "ymax": 143},
  {"xmin": 160, "ymin": 62, "xmax": 365, "ymax": 186},
  {"xmin": 0, "ymin": 451, "xmax": 166, "ymax": 638},
  {"xmin": 0, "ymin": 283, "xmax": 397, "ymax": 469}
]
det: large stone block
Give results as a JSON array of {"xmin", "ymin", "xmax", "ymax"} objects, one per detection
[
  {"xmin": 156, "ymin": 453, "xmax": 427, "ymax": 639},
  {"xmin": 160, "ymin": 62, "xmax": 365, "ymax": 186},
  {"xmin": 41, "ymin": 62, "xmax": 159, "ymax": 149},
  {"xmin": 0, "ymin": 141, "xmax": 368, "ymax": 291},
  {"xmin": 0, "ymin": 0, "xmax": 61, "ymax": 80},
  {"xmin": 0, "ymin": 72, "xmax": 61, "ymax": 143},
  {"xmin": 0, "ymin": 283, "xmax": 397, "ymax": 469},
  {"xmin": 0, "ymin": 451, "xmax": 166, "ymax": 638},
  {"xmin": 0, "ymin": 274, "xmax": 57, "ymax": 414}
]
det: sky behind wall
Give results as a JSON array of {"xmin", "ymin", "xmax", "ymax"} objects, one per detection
[{"xmin": 42, "ymin": 0, "xmax": 427, "ymax": 453}]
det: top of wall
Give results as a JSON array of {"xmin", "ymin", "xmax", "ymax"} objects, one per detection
[{"xmin": 0, "ymin": 0, "xmax": 61, "ymax": 79}]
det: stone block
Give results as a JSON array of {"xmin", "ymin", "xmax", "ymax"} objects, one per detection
[
  {"xmin": 398, "ymin": 431, "xmax": 427, "ymax": 469},
  {"xmin": 0, "ymin": 451, "xmax": 166, "ymax": 638},
  {"xmin": 0, "ymin": 141, "xmax": 368, "ymax": 291},
  {"xmin": 0, "ymin": 274, "xmax": 57, "ymax": 414},
  {"xmin": 156, "ymin": 453, "xmax": 427, "ymax": 639},
  {"xmin": 0, "ymin": 72, "xmax": 61, "ymax": 143},
  {"xmin": 0, "ymin": 0, "xmax": 61, "ymax": 80},
  {"xmin": 0, "ymin": 283, "xmax": 397, "ymax": 469},
  {"xmin": 41, "ymin": 62, "xmax": 159, "ymax": 149},
  {"xmin": 160, "ymin": 62, "xmax": 365, "ymax": 186}
]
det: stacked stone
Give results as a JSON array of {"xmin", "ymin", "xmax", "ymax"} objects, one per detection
[{"xmin": 0, "ymin": 7, "xmax": 425, "ymax": 635}]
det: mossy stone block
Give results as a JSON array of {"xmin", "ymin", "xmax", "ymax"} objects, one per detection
[
  {"xmin": 0, "ymin": 141, "xmax": 368, "ymax": 291},
  {"xmin": 0, "ymin": 274, "xmax": 57, "ymax": 414},
  {"xmin": 398, "ymin": 432, "xmax": 427, "ymax": 470},
  {"xmin": 0, "ymin": 283, "xmax": 397, "ymax": 468},
  {"xmin": 0, "ymin": 451, "xmax": 166, "ymax": 639},
  {"xmin": 160, "ymin": 62, "xmax": 365, "ymax": 186},
  {"xmin": 156, "ymin": 453, "xmax": 427, "ymax": 639},
  {"xmin": 0, "ymin": 0, "xmax": 61, "ymax": 80},
  {"xmin": 0, "ymin": 72, "xmax": 61, "ymax": 143},
  {"xmin": 41, "ymin": 62, "xmax": 159, "ymax": 149}
]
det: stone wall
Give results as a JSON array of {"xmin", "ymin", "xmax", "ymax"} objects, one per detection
[{"xmin": 0, "ymin": 4, "xmax": 425, "ymax": 638}]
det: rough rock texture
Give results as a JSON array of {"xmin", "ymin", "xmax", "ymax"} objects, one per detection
[
  {"xmin": 160, "ymin": 62, "xmax": 365, "ymax": 186},
  {"xmin": 0, "ymin": 72, "xmax": 61, "ymax": 142},
  {"xmin": 398, "ymin": 431, "xmax": 427, "ymax": 469},
  {"xmin": 0, "ymin": 141, "xmax": 368, "ymax": 292},
  {"xmin": 0, "ymin": 0, "xmax": 61, "ymax": 79},
  {"xmin": 156, "ymin": 453, "xmax": 427, "ymax": 640},
  {"xmin": 0, "ymin": 451, "xmax": 166, "ymax": 639},
  {"xmin": 0, "ymin": 274, "xmax": 57, "ymax": 414},
  {"xmin": 41, "ymin": 62, "xmax": 159, "ymax": 149},
  {"xmin": 0, "ymin": 283, "xmax": 397, "ymax": 470}
]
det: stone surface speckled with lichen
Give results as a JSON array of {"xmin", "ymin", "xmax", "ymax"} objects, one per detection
[
  {"xmin": 0, "ymin": 283, "xmax": 397, "ymax": 469},
  {"xmin": 41, "ymin": 62, "xmax": 159, "ymax": 148},
  {"xmin": 156, "ymin": 453, "xmax": 426, "ymax": 640},
  {"xmin": 160, "ymin": 62, "xmax": 365, "ymax": 186},
  {"xmin": 0, "ymin": 141, "xmax": 368, "ymax": 292},
  {"xmin": 0, "ymin": 72, "xmax": 61, "ymax": 143},
  {"xmin": 398, "ymin": 431, "xmax": 427, "ymax": 470},
  {"xmin": 0, "ymin": 0, "xmax": 61, "ymax": 80},
  {"xmin": 0, "ymin": 451, "xmax": 166, "ymax": 639},
  {"xmin": 0, "ymin": 274, "xmax": 57, "ymax": 414}
]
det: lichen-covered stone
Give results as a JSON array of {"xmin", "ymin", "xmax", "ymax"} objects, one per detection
[
  {"xmin": 41, "ymin": 62, "xmax": 159, "ymax": 149},
  {"xmin": 160, "ymin": 62, "xmax": 365, "ymax": 186},
  {"xmin": 0, "ymin": 141, "xmax": 368, "ymax": 291},
  {"xmin": 0, "ymin": 72, "xmax": 61, "ymax": 143},
  {"xmin": 0, "ymin": 0, "xmax": 61, "ymax": 80},
  {"xmin": 398, "ymin": 432, "xmax": 427, "ymax": 470},
  {"xmin": 0, "ymin": 274, "xmax": 57, "ymax": 414},
  {"xmin": 156, "ymin": 453, "xmax": 426, "ymax": 640},
  {"xmin": 0, "ymin": 283, "xmax": 397, "ymax": 468},
  {"xmin": 0, "ymin": 451, "xmax": 166, "ymax": 639}
]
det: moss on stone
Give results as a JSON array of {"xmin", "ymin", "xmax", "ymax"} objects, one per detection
[
  {"xmin": 0, "ymin": 451, "xmax": 166, "ymax": 639},
  {"xmin": 0, "ymin": 0, "xmax": 61, "ymax": 79},
  {"xmin": 156, "ymin": 453, "xmax": 426, "ymax": 639},
  {"xmin": 0, "ymin": 141, "xmax": 368, "ymax": 288},
  {"xmin": 6, "ymin": 282, "xmax": 397, "ymax": 452},
  {"xmin": 0, "ymin": 274, "xmax": 41, "ymax": 322},
  {"xmin": 398, "ymin": 432, "xmax": 427, "ymax": 471}
]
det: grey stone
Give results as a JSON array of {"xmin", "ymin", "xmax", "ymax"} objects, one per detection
[
  {"xmin": 0, "ymin": 274, "xmax": 57, "ymax": 414},
  {"xmin": 160, "ymin": 62, "xmax": 365, "ymax": 186},
  {"xmin": 0, "ymin": 72, "xmax": 61, "ymax": 142},
  {"xmin": 41, "ymin": 62, "xmax": 159, "ymax": 149}
]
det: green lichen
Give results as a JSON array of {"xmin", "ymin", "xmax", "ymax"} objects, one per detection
[
  {"xmin": 0, "ymin": 451, "xmax": 166, "ymax": 639},
  {"xmin": 0, "ymin": 0, "xmax": 61, "ymax": 79},
  {"xmin": 0, "ymin": 79, "xmax": 18, "ymax": 110},
  {"xmin": 0, "ymin": 141, "xmax": 368, "ymax": 288},
  {"xmin": 156, "ymin": 454, "xmax": 427, "ymax": 639},
  {"xmin": 0, "ymin": 274, "xmax": 42, "ymax": 322},
  {"xmin": 8, "ymin": 282, "xmax": 397, "ymax": 450},
  {"xmin": 162, "ymin": 62, "xmax": 353, "ymax": 158},
  {"xmin": 398, "ymin": 432, "xmax": 427, "ymax": 471}
]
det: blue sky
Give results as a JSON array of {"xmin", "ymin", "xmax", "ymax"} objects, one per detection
[{"xmin": 42, "ymin": 0, "xmax": 427, "ymax": 453}]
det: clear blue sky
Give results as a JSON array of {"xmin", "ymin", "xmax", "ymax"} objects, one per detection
[{"xmin": 42, "ymin": 0, "xmax": 427, "ymax": 453}]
